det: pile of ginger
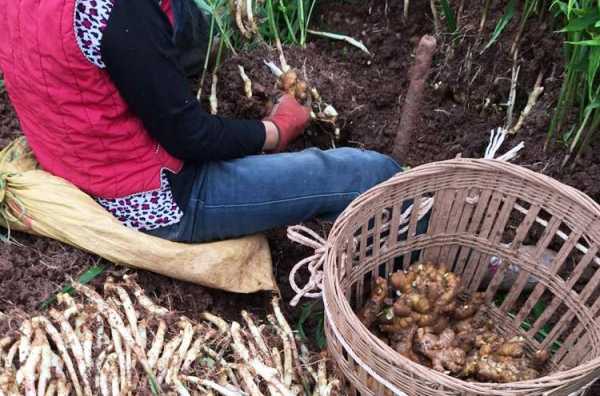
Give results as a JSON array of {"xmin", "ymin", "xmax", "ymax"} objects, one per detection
[{"xmin": 358, "ymin": 262, "xmax": 549, "ymax": 383}]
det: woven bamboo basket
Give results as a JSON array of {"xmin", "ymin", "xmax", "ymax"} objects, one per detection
[{"xmin": 322, "ymin": 158, "xmax": 600, "ymax": 395}]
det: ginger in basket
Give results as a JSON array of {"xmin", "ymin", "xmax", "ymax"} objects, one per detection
[{"xmin": 357, "ymin": 262, "xmax": 550, "ymax": 383}]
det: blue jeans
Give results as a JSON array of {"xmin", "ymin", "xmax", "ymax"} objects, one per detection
[{"xmin": 146, "ymin": 148, "xmax": 401, "ymax": 242}]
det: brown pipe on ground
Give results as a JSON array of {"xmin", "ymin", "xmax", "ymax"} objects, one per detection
[{"xmin": 392, "ymin": 35, "xmax": 437, "ymax": 162}]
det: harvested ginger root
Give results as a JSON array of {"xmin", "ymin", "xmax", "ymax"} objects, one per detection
[{"xmin": 357, "ymin": 262, "xmax": 549, "ymax": 383}]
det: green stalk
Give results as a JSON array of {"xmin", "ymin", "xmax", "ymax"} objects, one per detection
[
  {"xmin": 192, "ymin": 0, "xmax": 237, "ymax": 54},
  {"xmin": 573, "ymin": 109, "xmax": 600, "ymax": 165},
  {"xmin": 279, "ymin": 0, "xmax": 298, "ymax": 44},
  {"xmin": 213, "ymin": 32, "xmax": 225, "ymax": 73},
  {"xmin": 546, "ymin": 38, "xmax": 583, "ymax": 148},
  {"xmin": 305, "ymin": 0, "xmax": 317, "ymax": 39},
  {"xmin": 198, "ymin": 12, "xmax": 217, "ymax": 99},
  {"xmin": 266, "ymin": 0, "xmax": 281, "ymax": 45},
  {"xmin": 298, "ymin": 0, "xmax": 306, "ymax": 46}
]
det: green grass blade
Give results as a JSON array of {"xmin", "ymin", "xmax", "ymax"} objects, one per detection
[
  {"xmin": 560, "ymin": 8, "xmax": 600, "ymax": 32},
  {"xmin": 39, "ymin": 263, "xmax": 107, "ymax": 309},
  {"xmin": 439, "ymin": 0, "xmax": 458, "ymax": 33},
  {"xmin": 483, "ymin": 0, "xmax": 517, "ymax": 51}
]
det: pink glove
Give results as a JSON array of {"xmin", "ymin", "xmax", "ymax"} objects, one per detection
[{"xmin": 264, "ymin": 94, "xmax": 311, "ymax": 152}]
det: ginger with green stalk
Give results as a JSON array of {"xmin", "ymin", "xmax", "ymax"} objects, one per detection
[{"xmin": 0, "ymin": 277, "xmax": 341, "ymax": 395}]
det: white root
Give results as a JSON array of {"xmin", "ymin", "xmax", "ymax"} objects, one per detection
[
  {"xmin": 181, "ymin": 336, "xmax": 203, "ymax": 373},
  {"xmin": 95, "ymin": 314, "xmax": 109, "ymax": 351},
  {"xmin": 108, "ymin": 325, "xmax": 127, "ymax": 396},
  {"xmin": 109, "ymin": 355, "xmax": 120, "ymax": 396},
  {"xmin": 56, "ymin": 293, "xmax": 79, "ymax": 320},
  {"xmin": 138, "ymin": 318, "xmax": 148, "ymax": 351},
  {"xmin": 156, "ymin": 334, "xmax": 183, "ymax": 384},
  {"xmin": 271, "ymin": 347, "xmax": 284, "ymax": 380},
  {"xmin": 48, "ymin": 308, "xmax": 93, "ymax": 395},
  {"xmin": 272, "ymin": 298, "xmax": 301, "ymax": 383},
  {"xmin": 235, "ymin": 364, "xmax": 263, "ymax": 396},
  {"xmin": 245, "ymin": 0, "xmax": 258, "ymax": 34},
  {"xmin": 268, "ymin": 315, "xmax": 292, "ymax": 387},
  {"xmin": 509, "ymin": 72, "xmax": 544, "ymax": 134},
  {"xmin": 18, "ymin": 319, "xmax": 33, "ymax": 364},
  {"xmin": 231, "ymin": 323, "xmax": 290, "ymax": 396},
  {"xmin": 238, "ymin": 66, "xmax": 253, "ymax": 98},
  {"xmin": 105, "ymin": 278, "xmax": 142, "ymax": 347},
  {"xmin": 4, "ymin": 342, "xmax": 17, "ymax": 369},
  {"xmin": 16, "ymin": 328, "xmax": 43, "ymax": 396},
  {"xmin": 44, "ymin": 380, "xmax": 57, "ymax": 396},
  {"xmin": 49, "ymin": 351, "xmax": 66, "ymax": 380},
  {"xmin": 0, "ymin": 278, "xmax": 337, "ymax": 395},
  {"xmin": 241, "ymin": 311, "xmax": 270, "ymax": 361},
  {"xmin": 192, "ymin": 377, "xmax": 246, "ymax": 396},
  {"xmin": 274, "ymin": 37, "xmax": 289, "ymax": 73},
  {"xmin": 317, "ymin": 359, "xmax": 328, "ymax": 396},
  {"xmin": 37, "ymin": 335, "xmax": 52, "ymax": 396},
  {"xmin": 264, "ymin": 61, "xmax": 284, "ymax": 78},
  {"xmin": 199, "ymin": 312, "xmax": 230, "ymax": 334},
  {"xmin": 81, "ymin": 324, "xmax": 93, "ymax": 371},
  {"xmin": 99, "ymin": 353, "xmax": 115, "ymax": 396},
  {"xmin": 94, "ymin": 349, "xmax": 109, "ymax": 391},
  {"xmin": 210, "ymin": 73, "xmax": 219, "ymax": 115},
  {"xmin": 167, "ymin": 319, "xmax": 195, "ymax": 384},
  {"xmin": 172, "ymin": 375, "xmax": 192, "ymax": 396},
  {"xmin": 299, "ymin": 345, "xmax": 318, "ymax": 383},
  {"xmin": 73, "ymin": 283, "xmax": 154, "ymax": 381},
  {"xmin": 233, "ymin": 0, "xmax": 250, "ymax": 38},
  {"xmin": 123, "ymin": 275, "xmax": 169, "ymax": 317},
  {"xmin": 203, "ymin": 346, "xmax": 240, "ymax": 388},
  {"xmin": 56, "ymin": 379, "xmax": 70, "ymax": 396},
  {"xmin": 125, "ymin": 344, "xmax": 132, "ymax": 394},
  {"xmin": 148, "ymin": 319, "xmax": 167, "ymax": 369},
  {"xmin": 32, "ymin": 317, "xmax": 83, "ymax": 396}
]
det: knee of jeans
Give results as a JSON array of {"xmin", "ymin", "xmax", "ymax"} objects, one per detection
[{"xmin": 346, "ymin": 148, "xmax": 401, "ymax": 179}]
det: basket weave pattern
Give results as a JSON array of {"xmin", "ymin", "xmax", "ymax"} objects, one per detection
[{"xmin": 323, "ymin": 159, "xmax": 600, "ymax": 395}]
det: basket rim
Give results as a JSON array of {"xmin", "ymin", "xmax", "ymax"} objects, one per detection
[{"xmin": 323, "ymin": 158, "xmax": 600, "ymax": 393}]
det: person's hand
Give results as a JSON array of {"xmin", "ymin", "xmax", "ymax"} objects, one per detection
[{"xmin": 263, "ymin": 94, "xmax": 311, "ymax": 152}]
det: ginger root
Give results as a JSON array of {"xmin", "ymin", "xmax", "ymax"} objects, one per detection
[
  {"xmin": 358, "ymin": 277, "xmax": 388, "ymax": 328},
  {"xmin": 357, "ymin": 262, "xmax": 549, "ymax": 383},
  {"xmin": 414, "ymin": 328, "xmax": 466, "ymax": 374}
]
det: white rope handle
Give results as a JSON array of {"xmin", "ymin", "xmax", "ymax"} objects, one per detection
[{"xmin": 287, "ymin": 226, "xmax": 327, "ymax": 306}]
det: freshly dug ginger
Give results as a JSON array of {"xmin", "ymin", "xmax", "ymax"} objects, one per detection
[
  {"xmin": 414, "ymin": 328, "xmax": 466, "ymax": 374},
  {"xmin": 356, "ymin": 262, "xmax": 549, "ymax": 383},
  {"xmin": 358, "ymin": 277, "xmax": 388, "ymax": 328}
]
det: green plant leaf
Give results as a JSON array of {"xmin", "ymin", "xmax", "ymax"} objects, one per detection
[
  {"xmin": 315, "ymin": 315, "xmax": 326, "ymax": 349},
  {"xmin": 39, "ymin": 264, "xmax": 107, "ymax": 309},
  {"xmin": 567, "ymin": 38, "xmax": 600, "ymax": 46},
  {"xmin": 483, "ymin": 0, "xmax": 517, "ymax": 51},
  {"xmin": 439, "ymin": 0, "xmax": 458, "ymax": 33},
  {"xmin": 560, "ymin": 9, "xmax": 600, "ymax": 32},
  {"xmin": 296, "ymin": 303, "xmax": 313, "ymax": 341}
]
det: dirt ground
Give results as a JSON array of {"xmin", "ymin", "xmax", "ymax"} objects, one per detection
[{"xmin": 1, "ymin": 0, "xmax": 599, "ymax": 390}]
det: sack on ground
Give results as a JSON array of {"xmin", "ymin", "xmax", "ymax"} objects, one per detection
[{"xmin": 0, "ymin": 138, "xmax": 275, "ymax": 293}]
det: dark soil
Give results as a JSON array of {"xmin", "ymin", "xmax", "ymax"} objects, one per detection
[{"xmin": 1, "ymin": 0, "xmax": 599, "ymax": 390}]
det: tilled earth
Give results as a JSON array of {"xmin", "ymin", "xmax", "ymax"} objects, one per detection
[{"xmin": 1, "ymin": 0, "xmax": 599, "ymax": 391}]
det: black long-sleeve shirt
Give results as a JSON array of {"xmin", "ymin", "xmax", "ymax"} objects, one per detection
[
  {"xmin": 74, "ymin": 0, "xmax": 266, "ymax": 229},
  {"xmin": 100, "ymin": 0, "xmax": 266, "ymax": 162}
]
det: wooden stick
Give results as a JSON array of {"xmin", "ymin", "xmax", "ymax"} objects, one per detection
[{"xmin": 392, "ymin": 35, "xmax": 437, "ymax": 162}]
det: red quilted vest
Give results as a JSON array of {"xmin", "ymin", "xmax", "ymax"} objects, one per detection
[{"xmin": 0, "ymin": 0, "xmax": 183, "ymax": 199}]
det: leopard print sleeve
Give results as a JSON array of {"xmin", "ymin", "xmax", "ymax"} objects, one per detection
[{"xmin": 74, "ymin": 0, "xmax": 115, "ymax": 68}]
